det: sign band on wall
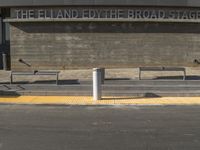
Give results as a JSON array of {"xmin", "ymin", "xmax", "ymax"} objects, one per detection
[{"xmin": 11, "ymin": 7, "xmax": 200, "ymax": 21}]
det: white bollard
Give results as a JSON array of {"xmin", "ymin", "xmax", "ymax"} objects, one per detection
[{"xmin": 93, "ymin": 68, "xmax": 102, "ymax": 100}]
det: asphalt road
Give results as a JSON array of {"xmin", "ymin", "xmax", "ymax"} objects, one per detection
[{"xmin": 0, "ymin": 105, "xmax": 200, "ymax": 150}]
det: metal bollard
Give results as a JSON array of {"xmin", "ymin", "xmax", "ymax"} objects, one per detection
[
  {"xmin": 93, "ymin": 68, "xmax": 102, "ymax": 100},
  {"xmin": 2, "ymin": 53, "xmax": 7, "ymax": 71}
]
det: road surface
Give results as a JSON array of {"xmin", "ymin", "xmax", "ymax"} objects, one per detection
[{"xmin": 0, "ymin": 105, "xmax": 200, "ymax": 150}]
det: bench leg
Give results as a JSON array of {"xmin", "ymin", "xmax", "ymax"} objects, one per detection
[
  {"xmin": 10, "ymin": 74, "xmax": 13, "ymax": 84},
  {"xmin": 139, "ymin": 70, "xmax": 141, "ymax": 80},
  {"xmin": 56, "ymin": 73, "xmax": 59, "ymax": 85},
  {"xmin": 183, "ymin": 71, "xmax": 186, "ymax": 80}
]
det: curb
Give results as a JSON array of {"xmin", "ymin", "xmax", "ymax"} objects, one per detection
[{"xmin": 0, "ymin": 96, "xmax": 200, "ymax": 106}]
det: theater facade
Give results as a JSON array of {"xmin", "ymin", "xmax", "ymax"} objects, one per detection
[{"xmin": 1, "ymin": 0, "xmax": 200, "ymax": 71}]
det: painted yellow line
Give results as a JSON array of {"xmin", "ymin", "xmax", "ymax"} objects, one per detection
[{"xmin": 0, "ymin": 96, "xmax": 200, "ymax": 105}]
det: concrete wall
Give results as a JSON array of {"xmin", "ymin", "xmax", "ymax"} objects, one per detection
[
  {"xmin": 10, "ymin": 22, "xmax": 200, "ymax": 71},
  {"xmin": 0, "ymin": 0, "xmax": 200, "ymax": 7}
]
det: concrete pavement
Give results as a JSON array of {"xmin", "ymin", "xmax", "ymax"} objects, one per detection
[{"xmin": 1, "ymin": 68, "xmax": 200, "ymax": 97}]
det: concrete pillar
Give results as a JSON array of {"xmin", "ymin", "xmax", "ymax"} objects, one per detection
[
  {"xmin": 93, "ymin": 68, "xmax": 102, "ymax": 100},
  {"xmin": 2, "ymin": 53, "xmax": 7, "ymax": 71}
]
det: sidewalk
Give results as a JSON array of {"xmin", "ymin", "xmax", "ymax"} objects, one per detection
[
  {"xmin": 0, "ymin": 96, "xmax": 200, "ymax": 105},
  {"xmin": 1, "ymin": 68, "xmax": 200, "ymax": 102},
  {"xmin": 1, "ymin": 67, "xmax": 200, "ymax": 83}
]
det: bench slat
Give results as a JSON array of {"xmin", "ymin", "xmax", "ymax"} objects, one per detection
[
  {"xmin": 140, "ymin": 67, "xmax": 185, "ymax": 71},
  {"xmin": 139, "ymin": 67, "xmax": 186, "ymax": 80},
  {"xmin": 10, "ymin": 71, "xmax": 60, "ymax": 85},
  {"xmin": 11, "ymin": 72, "xmax": 34, "ymax": 75}
]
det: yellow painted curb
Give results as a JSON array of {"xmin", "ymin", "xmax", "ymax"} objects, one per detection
[{"xmin": 0, "ymin": 96, "xmax": 200, "ymax": 105}]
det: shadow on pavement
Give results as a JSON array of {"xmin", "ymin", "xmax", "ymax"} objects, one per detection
[
  {"xmin": 33, "ymin": 80, "xmax": 80, "ymax": 85},
  {"xmin": 0, "ymin": 90, "xmax": 21, "ymax": 97},
  {"xmin": 154, "ymin": 75, "xmax": 200, "ymax": 80},
  {"xmin": 105, "ymin": 78, "xmax": 131, "ymax": 81},
  {"xmin": 0, "ymin": 80, "xmax": 81, "ymax": 85},
  {"xmin": 102, "ymin": 93, "xmax": 161, "ymax": 100}
]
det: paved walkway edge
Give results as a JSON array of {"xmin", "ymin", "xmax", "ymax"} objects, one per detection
[{"xmin": 0, "ymin": 96, "xmax": 200, "ymax": 105}]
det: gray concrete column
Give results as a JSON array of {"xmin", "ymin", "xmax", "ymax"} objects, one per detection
[{"xmin": 93, "ymin": 68, "xmax": 102, "ymax": 100}]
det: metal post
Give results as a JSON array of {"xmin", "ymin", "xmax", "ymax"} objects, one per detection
[
  {"xmin": 56, "ymin": 73, "xmax": 59, "ymax": 85},
  {"xmin": 10, "ymin": 72, "xmax": 13, "ymax": 84},
  {"xmin": 93, "ymin": 68, "xmax": 102, "ymax": 100},
  {"xmin": 2, "ymin": 53, "xmax": 7, "ymax": 70},
  {"xmin": 100, "ymin": 68, "xmax": 105, "ymax": 84},
  {"xmin": 139, "ymin": 68, "xmax": 141, "ymax": 80},
  {"xmin": 183, "ymin": 70, "xmax": 186, "ymax": 80}
]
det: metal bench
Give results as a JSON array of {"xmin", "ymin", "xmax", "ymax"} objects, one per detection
[
  {"xmin": 139, "ymin": 67, "xmax": 186, "ymax": 80},
  {"xmin": 10, "ymin": 70, "xmax": 60, "ymax": 85}
]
